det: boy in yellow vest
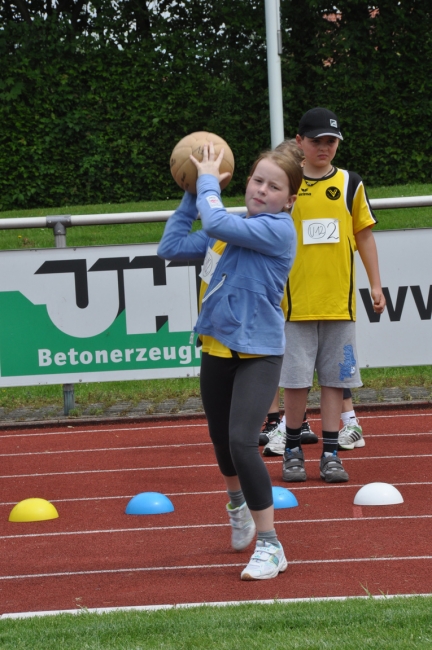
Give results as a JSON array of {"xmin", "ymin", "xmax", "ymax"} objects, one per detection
[{"xmin": 275, "ymin": 107, "xmax": 385, "ymax": 483}]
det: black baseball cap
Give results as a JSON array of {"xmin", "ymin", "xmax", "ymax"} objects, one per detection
[{"xmin": 298, "ymin": 107, "xmax": 343, "ymax": 140}]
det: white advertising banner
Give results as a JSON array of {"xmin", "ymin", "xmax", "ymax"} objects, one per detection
[
  {"xmin": 0, "ymin": 244, "xmax": 202, "ymax": 386},
  {"xmin": 355, "ymin": 228, "xmax": 432, "ymax": 368},
  {"xmin": 0, "ymin": 229, "xmax": 430, "ymax": 386}
]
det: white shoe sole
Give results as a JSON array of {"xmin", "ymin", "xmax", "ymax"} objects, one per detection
[
  {"xmin": 241, "ymin": 556, "xmax": 288, "ymax": 580},
  {"xmin": 339, "ymin": 437, "xmax": 366, "ymax": 450},
  {"xmin": 263, "ymin": 446, "xmax": 285, "ymax": 456}
]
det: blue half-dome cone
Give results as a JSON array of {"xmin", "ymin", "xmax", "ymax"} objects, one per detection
[
  {"xmin": 125, "ymin": 492, "xmax": 174, "ymax": 515},
  {"xmin": 272, "ymin": 486, "xmax": 298, "ymax": 509}
]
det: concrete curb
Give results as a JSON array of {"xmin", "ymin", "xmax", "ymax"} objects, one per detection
[{"xmin": 0, "ymin": 397, "xmax": 430, "ymax": 431}]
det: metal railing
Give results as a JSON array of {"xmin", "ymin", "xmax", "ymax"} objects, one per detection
[
  {"xmin": 0, "ymin": 195, "xmax": 431, "ymax": 230},
  {"xmin": 1, "ymin": 194, "xmax": 431, "ymax": 414}
]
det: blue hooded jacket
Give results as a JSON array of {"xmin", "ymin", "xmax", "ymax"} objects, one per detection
[{"xmin": 157, "ymin": 174, "xmax": 297, "ymax": 355}]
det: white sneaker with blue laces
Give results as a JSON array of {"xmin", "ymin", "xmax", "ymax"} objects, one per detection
[{"xmin": 241, "ymin": 540, "xmax": 288, "ymax": 580}]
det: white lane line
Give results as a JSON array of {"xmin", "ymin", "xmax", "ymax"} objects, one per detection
[
  {"xmin": 2, "ymin": 453, "xmax": 432, "ymax": 479},
  {"xmin": 355, "ymin": 432, "xmax": 432, "ymax": 438},
  {"xmin": 0, "ymin": 442, "xmax": 212, "ymax": 457},
  {"xmin": 0, "ymin": 410, "xmax": 431, "ymax": 439},
  {"xmin": 312, "ymin": 413, "xmax": 432, "ymax": 420},
  {"xmin": 336, "ymin": 453, "xmax": 432, "ymax": 461},
  {"xmin": 0, "ymin": 462, "xmax": 219, "ymax": 479},
  {"xmin": 3, "ymin": 593, "xmax": 432, "ymax": 619},
  {"xmin": 1, "ymin": 514, "xmax": 432, "ymax": 540},
  {"xmin": 1, "ymin": 481, "xmax": 431, "ymax": 507},
  {"xmin": 2, "ymin": 431, "xmax": 432, "ymax": 458},
  {"xmin": 0, "ymin": 424, "xmax": 208, "ymax": 439},
  {"xmin": 1, "ymin": 555, "xmax": 432, "ymax": 581}
]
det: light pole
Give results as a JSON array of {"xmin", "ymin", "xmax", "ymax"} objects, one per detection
[{"xmin": 264, "ymin": 0, "xmax": 284, "ymax": 148}]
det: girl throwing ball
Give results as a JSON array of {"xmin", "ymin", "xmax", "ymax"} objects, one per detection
[{"xmin": 158, "ymin": 142, "xmax": 301, "ymax": 580}]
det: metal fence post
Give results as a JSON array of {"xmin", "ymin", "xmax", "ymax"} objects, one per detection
[{"xmin": 47, "ymin": 216, "xmax": 75, "ymax": 415}]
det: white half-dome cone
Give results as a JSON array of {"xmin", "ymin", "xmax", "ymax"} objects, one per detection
[{"xmin": 354, "ymin": 482, "xmax": 403, "ymax": 506}]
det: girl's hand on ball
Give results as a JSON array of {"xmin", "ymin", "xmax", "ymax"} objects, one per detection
[{"xmin": 190, "ymin": 143, "xmax": 232, "ymax": 186}]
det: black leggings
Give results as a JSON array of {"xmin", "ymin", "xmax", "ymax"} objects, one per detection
[{"xmin": 200, "ymin": 352, "xmax": 283, "ymax": 511}]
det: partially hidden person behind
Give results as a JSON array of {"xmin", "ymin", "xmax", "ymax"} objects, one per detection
[
  {"xmin": 260, "ymin": 139, "xmax": 364, "ymax": 452},
  {"xmin": 261, "ymin": 387, "xmax": 364, "ymax": 451},
  {"xmin": 157, "ymin": 141, "xmax": 302, "ymax": 579},
  {"xmin": 271, "ymin": 107, "xmax": 385, "ymax": 484}
]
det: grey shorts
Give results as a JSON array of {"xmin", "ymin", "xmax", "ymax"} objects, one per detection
[{"xmin": 280, "ymin": 320, "xmax": 363, "ymax": 389}]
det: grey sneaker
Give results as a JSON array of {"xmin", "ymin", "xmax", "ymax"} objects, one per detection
[
  {"xmin": 320, "ymin": 451, "xmax": 349, "ymax": 483},
  {"xmin": 282, "ymin": 448, "xmax": 307, "ymax": 482},
  {"xmin": 259, "ymin": 418, "xmax": 280, "ymax": 446},
  {"xmin": 263, "ymin": 424, "xmax": 286, "ymax": 456},
  {"xmin": 226, "ymin": 502, "xmax": 256, "ymax": 551},
  {"xmin": 338, "ymin": 419, "xmax": 365, "ymax": 450},
  {"xmin": 241, "ymin": 540, "xmax": 288, "ymax": 580}
]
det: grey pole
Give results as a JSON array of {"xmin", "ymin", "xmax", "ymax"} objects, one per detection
[
  {"xmin": 48, "ymin": 216, "xmax": 75, "ymax": 415},
  {"xmin": 264, "ymin": 0, "xmax": 285, "ymax": 148}
]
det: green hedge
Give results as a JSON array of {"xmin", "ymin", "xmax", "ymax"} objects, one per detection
[{"xmin": 0, "ymin": 1, "xmax": 431, "ymax": 211}]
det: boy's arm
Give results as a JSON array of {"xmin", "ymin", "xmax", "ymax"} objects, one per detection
[{"xmin": 354, "ymin": 226, "xmax": 386, "ymax": 314}]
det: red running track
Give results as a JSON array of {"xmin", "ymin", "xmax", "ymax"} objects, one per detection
[{"xmin": 0, "ymin": 406, "xmax": 432, "ymax": 615}]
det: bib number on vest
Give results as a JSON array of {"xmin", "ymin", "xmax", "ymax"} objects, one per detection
[{"xmin": 302, "ymin": 219, "xmax": 340, "ymax": 244}]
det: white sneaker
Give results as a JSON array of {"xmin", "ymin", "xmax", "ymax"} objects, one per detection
[
  {"xmin": 241, "ymin": 540, "xmax": 288, "ymax": 580},
  {"xmin": 263, "ymin": 422, "xmax": 286, "ymax": 456},
  {"xmin": 259, "ymin": 418, "xmax": 280, "ymax": 446},
  {"xmin": 338, "ymin": 418, "xmax": 365, "ymax": 450},
  {"xmin": 226, "ymin": 502, "xmax": 256, "ymax": 551}
]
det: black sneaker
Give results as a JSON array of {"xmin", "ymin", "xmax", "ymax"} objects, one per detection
[
  {"xmin": 300, "ymin": 420, "xmax": 319, "ymax": 445},
  {"xmin": 259, "ymin": 419, "xmax": 280, "ymax": 446}
]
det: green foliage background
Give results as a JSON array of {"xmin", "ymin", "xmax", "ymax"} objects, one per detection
[{"xmin": 0, "ymin": 0, "xmax": 431, "ymax": 211}]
